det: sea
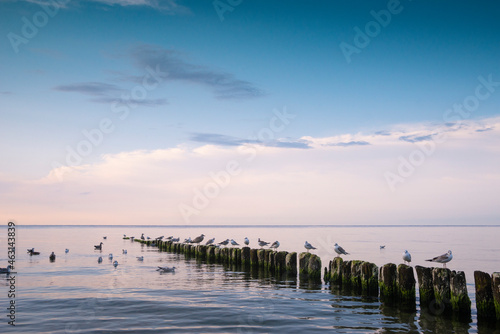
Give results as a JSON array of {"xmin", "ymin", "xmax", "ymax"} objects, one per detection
[{"xmin": 0, "ymin": 225, "xmax": 499, "ymax": 333}]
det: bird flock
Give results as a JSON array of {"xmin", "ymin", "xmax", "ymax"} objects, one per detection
[{"xmin": 1, "ymin": 235, "xmax": 456, "ymax": 277}]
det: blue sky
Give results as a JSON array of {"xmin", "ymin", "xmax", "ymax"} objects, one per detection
[{"xmin": 1, "ymin": 0, "xmax": 499, "ymax": 225}]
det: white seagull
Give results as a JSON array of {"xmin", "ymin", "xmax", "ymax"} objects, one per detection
[
  {"xmin": 244, "ymin": 237, "xmax": 250, "ymax": 246},
  {"xmin": 258, "ymin": 238, "xmax": 270, "ymax": 248},
  {"xmin": 205, "ymin": 238, "xmax": 215, "ymax": 245},
  {"xmin": 380, "ymin": 245, "xmax": 385, "ymax": 249},
  {"xmin": 304, "ymin": 241, "xmax": 316, "ymax": 252},
  {"xmin": 65, "ymin": 249, "xmax": 69, "ymax": 253},
  {"xmin": 184, "ymin": 237, "xmax": 192, "ymax": 244},
  {"xmin": 426, "ymin": 250, "xmax": 453, "ymax": 268},
  {"xmin": 98, "ymin": 256, "xmax": 103, "ymax": 263},
  {"xmin": 270, "ymin": 241, "xmax": 280, "ymax": 250},
  {"xmin": 172, "ymin": 237, "xmax": 180, "ymax": 242},
  {"xmin": 141, "ymin": 233, "xmax": 145, "ymax": 240},
  {"xmin": 136, "ymin": 256, "xmax": 144, "ymax": 261},
  {"xmin": 157, "ymin": 266, "xmax": 176, "ymax": 273},
  {"xmin": 109, "ymin": 253, "xmax": 113, "ymax": 260},
  {"xmin": 334, "ymin": 243, "xmax": 349, "ymax": 257},
  {"xmin": 192, "ymin": 234, "xmax": 205, "ymax": 244},
  {"xmin": 122, "ymin": 249, "xmax": 127, "ymax": 254},
  {"xmin": 230, "ymin": 239, "xmax": 240, "ymax": 246},
  {"xmin": 113, "ymin": 260, "xmax": 119, "ymax": 267},
  {"xmin": 218, "ymin": 239, "xmax": 230, "ymax": 246},
  {"xmin": 402, "ymin": 250, "xmax": 412, "ymax": 264}
]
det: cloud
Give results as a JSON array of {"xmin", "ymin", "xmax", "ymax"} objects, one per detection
[
  {"xmin": 327, "ymin": 141, "xmax": 371, "ymax": 147},
  {"xmin": 189, "ymin": 133, "xmax": 311, "ymax": 149},
  {"xmin": 17, "ymin": 0, "xmax": 190, "ymax": 14},
  {"xmin": 399, "ymin": 134, "xmax": 434, "ymax": 143},
  {"xmin": 0, "ymin": 91, "xmax": 13, "ymax": 95},
  {"xmin": 476, "ymin": 127, "xmax": 493, "ymax": 132},
  {"xmin": 53, "ymin": 81, "xmax": 168, "ymax": 106},
  {"xmin": 129, "ymin": 44, "xmax": 266, "ymax": 99}
]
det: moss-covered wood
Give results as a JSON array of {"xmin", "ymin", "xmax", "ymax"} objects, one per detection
[
  {"xmin": 474, "ymin": 270, "xmax": 496, "ymax": 321},
  {"xmin": 257, "ymin": 249, "xmax": 267, "ymax": 268},
  {"xmin": 241, "ymin": 247, "xmax": 251, "ymax": 266},
  {"xmin": 415, "ymin": 265, "xmax": 434, "ymax": 309},
  {"xmin": 307, "ymin": 254, "xmax": 321, "ymax": 281},
  {"xmin": 250, "ymin": 248, "xmax": 259, "ymax": 267},
  {"xmin": 329, "ymin": 257, "xmax": 343, "ymax": 286},
  {"xmin": 361, "ymin": 261, "xmax": 378, "ymax": 297},
  {"xmin": 397, "ymin": 264, "xmax": 416, "ymax": 312},
  {"xmin": 285, "ymin": 252, "xmax": 297, "ymax": 274},
  {"xmin": 298, "ymin": 252, "xmax": 312, "ymax": 276},
  {"xmin": 492, "ymin": 272, "xmax": 500, "ymax": 321},
  {"xmin": 450, "ymin": 270, "xmax": 471, "ymax": 322},
  {"xmin": 379, "ymin": 263, "xmax": 398, "ymax": 305},
  {"xmin": 274, "ymin": 251, "xmax": 287, "ymax": 273},
  {"xmin": 432, "ymin": 268, "xmax": 452, "ymax": 317},
  {"xmin": 350, "ymin": 261, "xmax": 363, "ymax": 293},
  {"xmin": 341, "ymin": 260, "xmax": 352, "ymax": 289}
]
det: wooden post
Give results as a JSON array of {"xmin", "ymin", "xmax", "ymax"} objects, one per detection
[
  {"xmin": 397, "ymin": 264, "xmax": 416, "ymax": 312},
  {"xmin": 361, "ymin": 261, "xmax": 378, "ymax": 297},
  {"xmin": 432, "ymin": 268, "xmax": 452, "ymax": 317},
  {"xmin": 285, "ymin": 252, "xmax": 297, "ymax": 275},
  {"xmin": 450, "ymin": 270, "xmax": 471, "ymax": 321},
  {"xmin": 492, "ymin": 272, "xmax": 500, "ymax": 321},
  {"xmin": 474, "ymin": 270, "xmax": 496, "ymax": 321},
  {"xmin": 379, "ymin": 263, "xmax": 398, "ymax": 305},
  {"xmin": 415, "ymin": 265, "xmax": 434, "ymax": 309}
]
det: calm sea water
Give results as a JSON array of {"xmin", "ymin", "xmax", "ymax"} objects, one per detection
[{"xmin": 1, "ymin": 225, "xmax": 499, "ymax": 333}]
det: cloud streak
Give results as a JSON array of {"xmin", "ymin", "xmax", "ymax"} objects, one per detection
[
  {"xmin": 129, "ymin": 44, "xmax": 266, "ymax": 99},
  {"xmin": 189, "ymin": 133, "xmax": 311, "ymax": 149}
]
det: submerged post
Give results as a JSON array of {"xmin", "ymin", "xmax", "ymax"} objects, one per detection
[
  {"xmin": 379, "ymin": 263, "xmax": 398, "ymax": 305},
  {"xmin": 361, "ymin": 262, "xmax": 378, "ymax": 297},
  {"xmin": 397, "ymin": 264, "xmax": 416, "ymax": 311},
  {"xmin": 474, "ymin": 270, "xmax": 496, "ymax": 321},
  {"xmin": 450, "ymin": 270, "xmax": 471, "ymax": 321}
]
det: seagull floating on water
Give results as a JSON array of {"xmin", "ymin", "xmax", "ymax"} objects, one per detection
[
  {"xmin": 113, "ymin": 260, "xmax": 119, "ymax": 268},
  {"xmin": 334, "ymin": 243, "xmax": 349, "ymax": 257},
  {"xmin": 156, "ymin": 266, "xmax": 176, "ymax": 273},
  {"xmin": 258, "ymin": 238, "xmax": 270, "ymax": 248},
  {"xmin": 380, "ymin": 245, "xmax": 385, "ymax": 249},
  {"xmin": 192, "ymin": 234, "xmax": 205, "ymax": 244},
  {"xmin": 109, "ymin": 253, "xmax": 113, "ymax": 260},
  {"xmin": 122, "ymin": 249, "xmax": 127, "ymax": 254},
  {"xmin": 49, "ymin": 252, "xmax": 56, "ymax": 261},
  {"xmin": 98, "ymin": 256, "xmax": 103, "ymax": 263},
  {"xmin": 426, "ymin": 250, "xmax": 453, "ymax": 268},
  {"xmin": 205, "ymin": 238, "xmax": 215, "ymax": 245},
  {"xmin": 27, "ymin": 248, "xmax": 40, "ymax": 255},
  {"xmin": 244, "ymin": 237, "xmax": 250, "ymax": 246},
  {"xmin": 136, "ymin": 256, "xmax": 144, "ymax": 261},
  {"xmin": 304, "ymin": 241, "xmax": 316, "ymax": 252},
  {"xmin": 94, "ymin": 242, "xmax": 103, "ymax": 250},
  {"xmin": 0, "ymin": 265, "xmax": 12, "ymax": 274},
  {"xmin": 230, "ymin": 239, "xmax": 240, "ymax": 246},
  {"xmin": 65, "ymin": 249, "xmax": 69, "ymax": 254},
  {"xmin": 402, "ymin": 250, "xmax": 412, "ymax": 264}
]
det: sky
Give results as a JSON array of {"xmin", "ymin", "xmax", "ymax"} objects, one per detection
[{"xmin": 0, "ymin": 0, "xmax": 499, "ymax": 225}]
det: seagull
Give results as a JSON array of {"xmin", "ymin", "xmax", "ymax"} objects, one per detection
[
  {"xmin": 244, "ymin": 237, "xmax": 250, "ymax": 246},
  {"xmin": 402, "ymin": 250, "xmax": 412, "ymax": 264},
  {"xmin": 172, "ymin": 237, "xmax": 180, "ymax": 242},
  {"xmin": 166, "ymin": 236, "xmax": 173, "ymax": 241},
  {"xmin": 270, "ymin": 241, "xmax": 280, "ymax": 251},
  {"xmin": 380, "ymin": 245, "xmax": 385, "ymax": 249},
  {"xmin": 65, "ymin": 249, "xmax": 69, "ymax": 254},
  {"xmin": 218, "ymin": 239, "xmax": 230, "ymax": 246},
  {"xmin": 103, "ymin": 236, "xmax": 107, "ymax": 240},
  {"xmin": 156, "ymin": 236, "xmax": 164, "ymax": 241},
  {"xmin": 334, "ymin": 243, "xmax": 349, "ymax": 257},
  {"xmin": 49, "ymin": 252, "xmax": 56, "ymax": 261},
  {"xmin": 94, "ymin": 242, "xmax": 103, "ymax": 250},
  {"xmin": 205, "ymin": 238, "xmax": 215, "ymax": 246},
  {"xmin": 426, "ymin": 250, "xmax": 453, "ymax": 268},
  {"xmin": 156, "ymin": 266, "xmax": 176, "ymax": 273},
  {"xmin": 109, "ymin": 253, "xmax": 113, "ymax": 260},
  {"xmin": 141, "ymin": 233, "xmax": 145, "ymax": 240},
  {"xmin": 98, "ymin": 256, "xmax": 103, "ymax": 263},
  {"xmin": 192, "ymin": 234, "xmax": 205, "ymax": 244},
  {"xmin": 27, "ymin": 248, "xmax": 40, "ymax": 255},
  {"xmin": 113, "ymin": 260, "xmax": 119, "ymax": 268},
  {"xmin": 0, "ymin": 265, "xmax": 12, "ymax": 274},
  {"xmin": 230, "ymin": 239, "xmax": 240, "ymax": 246},
  {"xmin": 130, "ymin": 236, "xmax": 135, "ymax": 241},
  {"xmin": 122, "ymin": 249, "xmax": 127, "ymax": 254},
  {"xmin": 136, "ymin": 256, "xmax": 144, "ymax": 261},
  {"xmin": 304, "ymin": 241, "xmax": 316, "ymax": 252},
  {"xmin": 184, "ymin": 237, "xmax": 192, "ymax": 244},
  {"xmin": 147, "ymin": 236, "xmax": 151, "ymax": 240},
  {"xmin": 258, "ymin": 238, "xmax": 270, "ymax": 248}
]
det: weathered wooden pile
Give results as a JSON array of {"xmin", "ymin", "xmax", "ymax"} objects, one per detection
[{"xmin": 134, "ymin": 238, "xmax": 500, "ymax": 324}]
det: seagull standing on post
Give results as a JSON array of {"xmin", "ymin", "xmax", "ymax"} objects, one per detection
[
  {"xmin": 270, "ymin": 241, "xmax": 280, "ymax": 251},
  {"xmin": 426, "ymin": 250, "xmax": 453, "ymax": 268},
  {"xmin": 304, "ymin": 241, "xmax": 316, "ymax": 252},
  {"xmin": 192, "ymin": 234, "xmax": 205, "ymax": 244},
  {"xmin": 258, "ymin": 238, "xmax": 270, "ymax": 248},
  {"xmin": 402, "ymin": 250, "xmax": 411, "ymax": 265},
  {"xmin": 334, "ymin": 243, "xmax": 349, "ymax": 258}
]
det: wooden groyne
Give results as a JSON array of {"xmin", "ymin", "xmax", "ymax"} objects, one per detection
[{"xmin": 133, "ymin": 239, "xmax": 500, "ymax": 325}]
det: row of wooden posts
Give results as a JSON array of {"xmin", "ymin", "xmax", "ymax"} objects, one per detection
[{"xmin": 134, "ymin": 238, "xmax": 500, "ymax": 324}]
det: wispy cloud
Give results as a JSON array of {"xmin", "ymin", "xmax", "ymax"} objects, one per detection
[
  {"xmin": 53, "ymin": 81, "xmax": 168, "ymax": 106},
  {"xmin": 399, "ymin": 134, "xmax": 434, "ymax": 143},
  {"xmin": 129, "ymin": 44, "xmax": 266, "ymax": 99},
  {"xmin": 327, "ymin": 140, "xmax": 371, "ymax": 147},
  {"xmin": 190, "ymin": 133, "xmax": 311, "ymax": 149},
  {"xmin": 16, "ymin": 0, "xmax": 190, "ymax": 14}
]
